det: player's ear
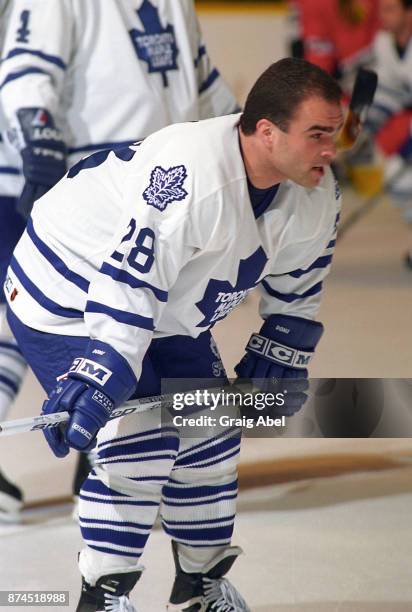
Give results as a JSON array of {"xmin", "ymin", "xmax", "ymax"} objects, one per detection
[{"xmin": 255, "ymin": 118, "xmax": 277, "ymax": 146}]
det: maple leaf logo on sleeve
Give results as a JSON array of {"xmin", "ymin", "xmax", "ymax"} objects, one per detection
[{"xmin": 143, "ymin": 165, "xmax": 188, "ymax": 211}]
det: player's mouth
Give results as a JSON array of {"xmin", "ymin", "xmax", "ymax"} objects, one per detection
[{"xmin": 310, "ymin": 165, "xmax": 325, "ymax": 180}]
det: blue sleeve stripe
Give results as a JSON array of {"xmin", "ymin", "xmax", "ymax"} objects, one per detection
[
  {"xmin": 194, "ymin": 44, "xmax": 207, "ymax": 68},
  {"xmin": 0, "ymin": 167, "xmax": 21, "ymax": 175},
  {"xmin": 289, "ymin": 255, "xmax": 333, "ymax": 278},
  {"xmin": 26, "ymin": 218, "xmax": 89, "ymax": 293},
  {"xmin": 327, "ymin": 239, "xmax": 336, "ymax": 249},
  {"xmin": 261, "ymin": 279, "xmax": 323, "ymax": 302},
  {"xmin": 68, "ymin": 140, "xmax": 137, "ymax": 155},
  {"xmin": 2, "ymin": 47, "xmax": 67, "ymax": 70},
  {"xmin": 10, "ymin": 256, "xmax": 83, "ymax": 319},
  {"xmin": 100, "ymin": 263, "xmax": 168, "ymax": 302},
  {"xmin": 199, "ymin": 68, "xmax": 220, "ymax": 94},
  {"xmin": 85, "ymin": 301, "xmax": 154, "ymax": 331},
  {"xmin": 0, "ymin": 67, "xmax": 51, "ymax": 90},
  {"xmin": 369, "ymin": 103, "xmax": 393, "ymax": 119}
]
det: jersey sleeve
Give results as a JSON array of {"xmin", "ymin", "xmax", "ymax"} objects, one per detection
[
  {"xmin": 258, "ymin": 185, "xmax": 341, "ymax": 322},
  {"xmin": 0, "ymin": 0, "xmax": 73, "ymax": 125},
  {"xmin": 366, "ymin": 34, "xmax": 412, "ymax": 132},
  {"xmin": 187, "ymin": 3, "xmax": 240, "ymax": 118}
]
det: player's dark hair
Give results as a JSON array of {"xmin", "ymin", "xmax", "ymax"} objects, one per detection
[
  {"xmin": 402, "ymin": 0, "xmax": 412, "ymax": 9},
  {"xmin": 240, "ymin": 58, "xmax": 343, "ymax": 135}
]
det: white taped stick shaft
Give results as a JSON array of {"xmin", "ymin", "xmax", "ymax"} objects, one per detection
[{"xmin": 0, "ymin": 393, "xmax": 172, "ymax": 437}]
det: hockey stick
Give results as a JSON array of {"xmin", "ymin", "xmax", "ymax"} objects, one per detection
[
  {"xmin": 337, "ymin": 68, "xmax": 378, "ymax": 152},
  {"xmin": 0, "ymin": 392, "xmax": 174, "ymax": 437},
  {"xmin": 0, "ymin": 382, "xmax": 252, "ymax": 437}
]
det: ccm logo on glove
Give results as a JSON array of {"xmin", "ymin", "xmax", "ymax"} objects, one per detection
[
  {"xmin": 247, "ymin": 335, "xmax": 312, "ymax": 368},
  {"xmin": 71, "ymin": 423, "xmax": 93, "ymax": 441},
  {"xmin": 70, "ymin": 358, "xmax": 112, "ymax": 385}
]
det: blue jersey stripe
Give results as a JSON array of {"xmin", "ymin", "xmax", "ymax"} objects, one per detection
[
  {"xmin": 2, "ymin": 47, "xmax": 67, "ymax": 70},
  {"xmin": 68, "ymin": 140, "xmax": 137, "ymax": 155},
  {"xmin": 289, "ymin": 255, "xmax": 333, "ymax": 278},
  {"xmin": 327, "ymin": 239, "xmax": 336, "ymax": 249},
  {"xmin": 0, "ymin": 167, "xmax": 21, "ymax": 175},
  {"xmin": 370, "ymin": 102, "xmax": 393, "ymax": 119},
  {"xmin": 26, "ymin": 218, "xmax": 89, "ymax": 293},
  {"xmin": 261, "ymin": 280, "xmax": 323, "ymax": 302},
  {"xmin": 100, "ymin": 263, "xmax": 168, "ymax": 302},
  {"xmin": 10, "ymin": 256, "xmax": 83, "ymax": 319},
  {"xmin": 199, "ymin": 68, "xmax": 219, "ymax": 94},
  {"xmin": 0, "ymin": 67, "xmax": 51, "ymax": 90},
  {"xmin": 194, "ymin": 44, "xmax": 207, "ymax": 67},
  {"xmin": 85, "ymin": 301, "xmax": 154, "ymax": 331}
]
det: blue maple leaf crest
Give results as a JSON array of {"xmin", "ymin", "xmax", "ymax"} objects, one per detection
[
  {"xmin": 130, "ymin": 0, "xmax": 178, "ymax": 87},
  {"xmin": 143, "ymin": 165, "xmax": 188, "ymax": 211}
]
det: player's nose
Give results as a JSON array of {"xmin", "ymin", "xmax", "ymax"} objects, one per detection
[{"xmin": 321, "ymin": 141, "xmax": 337, "ymax": 163}]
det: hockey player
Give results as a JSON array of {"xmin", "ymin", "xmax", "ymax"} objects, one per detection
[
  {"xmin": 0, "ymin": 0, "xmax": 238, "ymax": 217},
  {"xmin": 0, "ymin": 0, "xmax": 239, "ymax": 513},
  {"xmin": 348, "ymin": 0, "xmax": 412, "ymax": 265},
  {"xmin": 5, "ymin": 58, "xmax": 343, "ymax": 610},
  {"xmin": 297, "ymin": 0, "xmax": 379, "ymax": 92},
  {"xmin": 0, "ymin": 0, "xmax": 26, "ymax": 522}
]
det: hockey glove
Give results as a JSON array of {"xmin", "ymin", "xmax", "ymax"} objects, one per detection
[
  {"xmin": 9, "ymin": 108, "xmax": 67, "ymax": 218},
  {"xmin": 235, "ymin": 314, "xmax": 323, "ymax": 417},
  {"xmin": 41, "ymin": 341, "xmax": 137, "ymax": 458}
]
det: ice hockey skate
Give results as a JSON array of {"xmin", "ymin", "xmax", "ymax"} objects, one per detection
[
  {"xmin": 0, "ymin": 469, "xmax": 23, "ymax": 523},
  {"xmin": 75, "ymin": 568, "xmax": 142, "ymax": 612},
  {"xmin": 167, "ymin": 541, "xmax": 250, "ymax": 612}
]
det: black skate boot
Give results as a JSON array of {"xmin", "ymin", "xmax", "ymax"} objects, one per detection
[
  {"xmin": 76, "ymin": 569, "xmax": 142, "ymax": 612},
  {"xmin": 167, "ymin": 540, "xmax": 250, "ymax": 611},
  {"xmin": 0, "ymin": 470, "xmax": 23, "ymax": 523}
]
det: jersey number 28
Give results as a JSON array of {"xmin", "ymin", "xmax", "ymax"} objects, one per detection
[{"xmin": 111, "ymin": 218, "xmax": 155, "ymax": 274}]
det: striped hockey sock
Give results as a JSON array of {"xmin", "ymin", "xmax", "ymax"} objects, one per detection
[{"xmin": 0, "ymin": 335, "xmax": 27, "ymax": 421}]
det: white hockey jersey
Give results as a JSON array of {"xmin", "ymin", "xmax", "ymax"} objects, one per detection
[
  {"xmin": 0, "ymin": 0, "xmax": 22, "ymax": 197},
  {"xmin": 5, "ymin": 114, "xmax": 341, "ymax": 380},
  {"xmin": 0, "ymin": 0, "xmax": 238, "ymax": 165},
  {"xmin": 367, "ymin": 31, "xmax": 412, "ymax": 128}
]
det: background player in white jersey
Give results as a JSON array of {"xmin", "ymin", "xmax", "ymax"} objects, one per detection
[
  {"xmin": 0, "ymin": 0, "xmax": 238, "ymax": 219},
  {"xmin": 5, "ymin": 58, "xmax": 343, "ymax": 611},
  {"xmin": 0, "ymin": 0, "xmax": 238, "ymax": 517},
  {"xmin": 349, "ymin": 0, "xmax": 412, "ymax": 265},
  {"xmin": 0, "ymin": 0, "xmax": 26, "ymax": 522}
]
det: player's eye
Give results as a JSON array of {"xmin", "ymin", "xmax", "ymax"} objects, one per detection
[{"xmin": 310, "ymin": 133, "xmax": 323, "ymax": 140}]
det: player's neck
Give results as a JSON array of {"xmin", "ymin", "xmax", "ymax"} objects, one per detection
[{"xmin": 238, "ymin": 128, "xmax": 285, "ymax": 189}]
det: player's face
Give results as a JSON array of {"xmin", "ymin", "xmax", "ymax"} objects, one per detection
[
  {"xmin": 379, "ymin": 0, "xmax": 407, "ymax": 33},
  {"xmin": 272, "ymin": 96, "xmax": 344, "ymax": 188}
]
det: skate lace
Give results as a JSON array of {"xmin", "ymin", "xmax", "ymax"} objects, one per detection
[
  {"xmin": 103, "ymin": 592, "xmax": 136, "ymax": 612},
  {"xmin": 202, "ymin": 577, "xmax": 245, "ymax": 611}
]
